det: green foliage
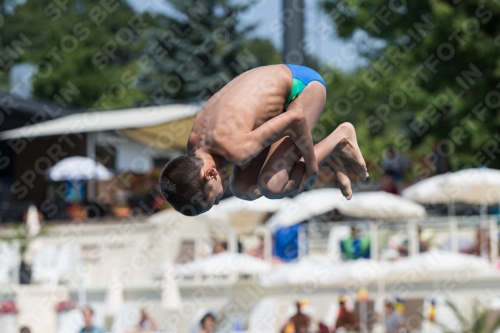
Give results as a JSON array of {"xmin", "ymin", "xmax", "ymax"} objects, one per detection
[
  {"xmin": 241, "ymin": 38, "xmax": 282, "ymax": 67},
  {"xmin": 320, "ymin": 0, "xmax": 500, "ymax": 171},
  {"xmin": 138, "ymin": 0, "xmax": 257, "ymax": 103},
  {"xmin": 438, "ymin": 300, "xmax": 500, "ymax": 333},
  {"xmin": 0, "ymin": 0, "xmax": 155, "ymax": 108}
]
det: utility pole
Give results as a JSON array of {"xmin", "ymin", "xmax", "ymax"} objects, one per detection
[{"xmin": 282, "ymin": 0, "xmax": 305, "ymax": 65}]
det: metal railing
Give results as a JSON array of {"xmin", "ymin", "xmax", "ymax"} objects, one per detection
[{"xmin": 306, "ymin": 215, "xmax": 499, "ymax": 263}]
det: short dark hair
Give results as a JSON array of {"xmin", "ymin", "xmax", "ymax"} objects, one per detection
[
  {"xmin": 82, "ymin": 305, "xmax": 94, "ymax": 315},
  {"xmin": 200, "ymin": 312, "xmax": 215, "ymax": 325},
  {"xmin": 20, "ymin": 327, "xmax": 31, "ymax": 333},
  {"xmin": 384, "ymin": 301, "xmax": 394, "ymax": 309},
  {"xmin": 159, "ymin": 154, "xmax": 210, "ymax": 216}
]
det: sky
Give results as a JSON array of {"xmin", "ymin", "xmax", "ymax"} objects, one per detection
[{"xmin": 126, "ymin": 0, "xmax": 363, "ymax": 72}]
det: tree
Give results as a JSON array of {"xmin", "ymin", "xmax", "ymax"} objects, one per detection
[
  {"xmin": 138, "ymin": 0, "xmax": 256, "ymax": 103},
  {"xmin": 320, "ymin": 0, "xmax": 500, "ymax": 170},
  {"xmin": 240, "ymin": 38, "xmax": 281, "ymax": 67},
  {"xmin": 0, "ymin": 0, "xmax": 155, "ymax": 108}
]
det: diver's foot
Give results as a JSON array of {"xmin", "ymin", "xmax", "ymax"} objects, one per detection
[{"xmin": 331, "ymin": 123, "xmax": 369, "ymax": 181}]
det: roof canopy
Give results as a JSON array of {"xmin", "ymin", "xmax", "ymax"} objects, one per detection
[
  {"xmin": 0, "ymin": 103, "xmax": 199, "ymax": 138},
  {"xmin": 0, "ymin": 103, "xmax": 200, "ymax": 149}
]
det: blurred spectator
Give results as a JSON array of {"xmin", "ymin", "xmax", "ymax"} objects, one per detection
[
  {"xmin": 199, "ymin": 313, "xmax": 215, "ymax": 333},
  {"xmin": 80, "ymin": 306, "xmax": 105, "ymax": 333},
  {"xmin": 340, "ymin": 227, "xmax": 371, "ymax": 260},
  {"xmin": 384, "ymin": 301, "xmax": 404, "ymax": 333},
  {"xmin": 379, "ymin": 171, "xmax": 400, "ymax": 195},
  {"xmin": 381, "ymin": 146, "xmax": 410, "ymax": 182},
  {"xmin": 431, "ymin": 140, "xmax": 450, "ymax": 175},
  {"xmin": 281, "ymin": 302, "xmax": 311, "ymax": 333},
  {"xmin": 332, "ymin": 298, "xmax": 359, "ymax": 332},
  {"xmin": 19, "ymin": 260, "xmax": 31, "ymax": 284},
  {"xmin": 398, "ymin": 227, "xmax": 429, "ymax": 257},
  {"xmin": 316, "ymin": 322, "xmax": 329, "ymax": 333},
  {"xmin": 461, "ymin": 228, "xmax": 495, "ymax": 257},
  {"xmin": 246, "ymin": 236, "xmax": 265, "ymax": 259},
  {"xmin": 135, "ymin": 308, "xmax": 158, "ymax": 332},
  {"xmin": 212, "ymin": 242, "xmax": 226, "ymax": 255},
  {"xmin": 20, "ymin": 327, "xmax": 30, "ymax": 333}
]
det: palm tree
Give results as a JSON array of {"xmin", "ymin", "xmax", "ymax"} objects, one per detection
[{"xmin": 437, "ymin": 300, "xmax": 500, "ymax": 333}]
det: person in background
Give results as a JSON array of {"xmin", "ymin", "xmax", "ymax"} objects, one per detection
[
  {"xmin": 340, "ymin": 226, "xmax": 371, "ymax": 260},
  {"xmin": 199, "ymin": 313, "xmax": 216, "ymax": 333},
  {"xmin": 80, "ymin": 306, "xmax": 105, "ymax": 333},
  {"xmin": 20, "ymin": 327, "xmax": 30, "ymax": 333},
  {"xmin": 397, "ymin": 227, "xmax": 429, "ymax": 257},
  {"xmin": 431, "ymin": 140, "xmax": 450, "ymax": 175},
  {"xmin": 332, "ymin": 297, "xmax": 359, "ymax": 332},
  {"xmin": 246, "ymin": 236, "xmax": 265, "ymax": 259},
  {"xmin": 212, "ymin": 242, "xmax": 226, "ymax": 255},
  {"xmin": 281, "ymin": 302, "xmax": 311, "ymax": 333},
  {"xmin": 381, "ymin": 146, "xmax": 410, "ymax": 182},
  {"xmin": 379, "ymin": 171, "xmax": 400, "ymax": 195},
  {"xmin": 316, "ymin": 322, "xmax": 329, "ymax": 333},
  {"xmin": 384, "ymin": 301, "xmax": 405, "ymax": 333},
  {"xmin": 461, "ymin": 228, "xmax": 495, "ymax": 257},
  {"xmin": 135, "ymin": 308, "xmax": 158, "ymax": 332}
]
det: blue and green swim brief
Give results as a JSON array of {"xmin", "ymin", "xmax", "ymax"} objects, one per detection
[{"xmin": 284, "ymin": 64, "xmax": 327, "ymax": 110}]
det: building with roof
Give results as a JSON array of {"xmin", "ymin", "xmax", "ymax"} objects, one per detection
[
  {"xmin": 0, "ymin": 91, "xmax": 83, "ymax": 221},
  {"xmin": 0, "ymin": 95, "xmax": 200, "ymax": 221}
]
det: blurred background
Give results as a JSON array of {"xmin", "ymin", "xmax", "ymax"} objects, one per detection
[{"xmin": 1, "ymin": 0, "xmax": 500, "ymax": 332}]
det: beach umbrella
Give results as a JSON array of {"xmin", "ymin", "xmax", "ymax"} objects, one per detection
[
  {"xmin": 402, "ymin": 173, "xmax": 452, "ymax": 205},
  {"xmin": 104, "ymin": 274, "xmax": 124, "ymax": 317},
  {"xmin": 147, "ymin": 207, "xmax": 229, "ymax": 225},
  {"xmin": 338, "ymin": 191, "xmax": 426, "ymax": 219},
  {"xmin": 26, "ymin": 204, "xmax": 41, "ymax": 237},
  {"xmin": 265, "ymin": 188, "xmax": 347, "ymax": 229},
  {"xmin": 444, "ymin": 168, "xmax": 500, "ymax": 206},
  {"xmin": 403, "ymin": 173, "xmax": 462, "ymax": 253},
  {"xmin": 260, "ymin": 256, "xmax": 386, "ymax": 287},
  {"xmin": 46, "ymin": 156, "xmax": 113, "ymax": 181},
  {"xmin": 214, "ymin": 196, "xmax": 292, "ymax": 213},
  {"xmin": 177, "ymin": 252, "xmax": 271, "ymax": 276},
  {"xmin": 386, "ymin": 250, "xmax": 492, "ymax": 279},
  {"xmin": 444, "ymin": 168, "xmax": 500, "ymax": 258},
  {"xmin": 162, "ymin": 263, "xmax": 182, "ymax": 312}
]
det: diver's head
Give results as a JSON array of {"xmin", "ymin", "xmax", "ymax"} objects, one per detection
[{"xmin": 159, "ymin": 150, "xmax": 228, "ymax": 216}]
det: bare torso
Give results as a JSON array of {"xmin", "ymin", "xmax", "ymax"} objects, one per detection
[{"xmin": 187, "ymin": 65, "xmax": 292, "ymax": 158}]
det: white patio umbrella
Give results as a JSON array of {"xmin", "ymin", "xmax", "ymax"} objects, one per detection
[
  {"xmin": 46, "ymin": 156, "xmax": 113, "ymax": 181},
  {"xmin": 338, "ymin": 191, "xmax": 426, "ymax": 219},
  {"xmin": 26, "ymin": 204, "xmax": 41, "ymax": 237},
  {"xmin": 177, "ymin": 252, "xmax": 271, "ymax": 276},
  {"xmin": 162, "ymin": 263, "xmax": 182, "ymax": 312},
  {"xmin": 402, "ymin": 173, "xmax": 452, "ymax": 205},
  {"xmin": 444, "ymin": 168, "xmax": 500, "ymax": 207},
  {"xmin": 214, "ymin": 196, "xmax": 292, "ymax": 213},
  {"xmin": 147, "ymin": 207, "xmax": 230, "ymax": 225},
  {"xmin": 260, "ymin": 256, "xmax": 386, "ymax": 287},
  {"xmin": 265, "ymin": 188, "xmax": 347, "ymax": 229},
  {"xmin": 444, "ymin": 168, "xmax": 500, "ymax": 258},
  {"xmin": 386, "ymin": 250, "xmax": 492, "ymax": 280},
  {"xmin": 104, "ymin": 274, "xmax": 124, "ymax": 317}
]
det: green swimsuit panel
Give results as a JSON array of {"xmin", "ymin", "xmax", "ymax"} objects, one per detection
[{"xmin": 284, "ymin": 78, "xmax": 307, "ymax": 110}]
